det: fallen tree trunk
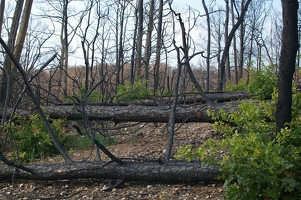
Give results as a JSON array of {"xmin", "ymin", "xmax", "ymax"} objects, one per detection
[
  {"xmin": 9, "ymin": 102, "xmax": 239, "ymax": 123},
  {"xmin": 0, "ymin": 161, "xmax": 221, "ymax": 183},
  {"xmin": 72, "ymin": 91, "xmax": 251, "ymax": 106}
]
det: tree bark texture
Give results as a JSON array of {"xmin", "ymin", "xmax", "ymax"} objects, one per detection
[
  {"xmin": 202, "ymin": 0, "xmax": 211, "ymax": 92},
  {"xmin": 153, "ymin": 0, "xmax": 163, "ymax": 93},
  {"xmin": 110, "ymin": 91, "xmax": 249, "ymax": 106},
  {"xmin": 276, "ymin": 0, "xmax": 299, "ymax": 132},
  {"xmin": 143, "ymin": 0, "xmax": 155, "ymax": 82},
  {"xmin": 0, "ymin": 0, "xmax": 5, "ymax": 36},
  {"xmin": 0, "ymin": 0, "xmax": 24, "ymax": 110},
  {"xmin": 13, "ymin": 0, "xmax": 33, "ymax": 63},
  {"xmin": 135, "ymin": 0, "xmax": 143, "ymax": 78},
  {"xmin": 0, "ymin": 161, "xmax": 221, "ymax": 183},
  {"xmin": 6, "ymin": 102, "xmax": 240, "ymax": 123}
]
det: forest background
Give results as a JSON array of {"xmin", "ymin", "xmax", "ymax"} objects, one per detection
[{"xmin": 0, "ymin": 0, "xmax": 300, "ymax": 199}]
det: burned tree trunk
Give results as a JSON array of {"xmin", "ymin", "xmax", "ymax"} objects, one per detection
[
  {"xmin": 96, "ymin": 91, "xmax": 250, "ymax": 106},
  {"xmin": 0, "ymin": 161, "xmax": 221, "ymax": 183},
  {"xmin": 7, "ymin": 102, "xmax": 241, "ymax": 123}
]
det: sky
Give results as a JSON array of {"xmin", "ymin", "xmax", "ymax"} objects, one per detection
[{"xmin": 27, "ymin": 0, "xmax": 282, "ymax": 68}]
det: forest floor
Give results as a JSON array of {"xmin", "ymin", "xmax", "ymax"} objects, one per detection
[{"xmin": 0, "ymin": 122, "xmax": 225, "ymax": 200}]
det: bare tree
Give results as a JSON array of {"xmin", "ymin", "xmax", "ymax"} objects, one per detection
[
  {"xmin": 154, "ymin": 0, "xmax": 163, "ymax": 95},
  {"xmin": 230, "ymin": 0, "xmax": 238, "ymax": 83},
  {"xmin": 218, "ymin": 0, "xmax": 252, "ymax": 91},
  {"xmin": 201, "ymin": 0, "xmax": 211, "ymax": 92},
  {"xmin": 165, "ymin": 4, "xmax": 211, "ymax": 160},
  {"xmin": 143, "ymin": 0, "xmax": 155, "ymax": 83},
  {"xmin": 238, "ymin": 0, "xmax": 245, "ymax": 79},
  {"xmin": 58, "ymin": 0, "xmax": 69, "ymax": 97},
  {"xmin": 0, "ymin": 0, "xmax": 25, "ymax": 123},
  {"xmin": 135, "ymin": 0, "xmax": 144, "ymax": 79},
  {"xmin": 0, "ymin": 0, "xmax": 5, "ymax": 36},
  {"xmin": 224, "ymin": 0, "xmax": 230, "ymax": 82},
  {"xmin": 130, "ymin": 2, "xmax": 138, "ymax": 85},
  {"xmin": 115, "ymin": 0, "xmax": 129, "ymax": 85},
  {"xmin": 13, "ymin": 0, "xmax": 33, "ymax": 65}
]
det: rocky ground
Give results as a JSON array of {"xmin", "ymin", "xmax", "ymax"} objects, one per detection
[{"xmin": 0, "ymin": 122, "xmax": 225, "ymax": 200}]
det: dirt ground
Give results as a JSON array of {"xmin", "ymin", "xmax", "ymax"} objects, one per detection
[{"xmin": 0, "ymin": 122, "xmax": 225, "ymax": 200}]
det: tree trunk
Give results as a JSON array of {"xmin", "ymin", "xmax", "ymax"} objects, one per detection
[
  {"xmin": 130, "ymin": 5, "xmax": 138, "ymax": 85},
  {"xmin": 225, "ymin": 0, "xmax": 230, "ymax": 83},
  {"xmin": 0, "ymin": 0, "xmax": 5, "ymax": 36},
  {"xmin": 13, "ymin": 0, "xmax": 33, "ymax": 64},
  {"xmin": 239, "ymin": 0, "xmax": 245, "ymax": 79},
  {"xmin": 69, "ymin": 91, "xmax": 249, "ymax": 105},
  {"xmin": 116, "ymin": 1, "xmax": 126, "ymax": 85},
  {"xmin": 135, "ymin": 0, "xmax": 143, "ymax": 79},
  {"xmin": 143, "ymin": 0, "xmax": 155, "ymax": 83},
  {"xmin": 58, "ymin": 0, "xmax": 69, "ymax": 97},
  {"xmin": 0, "ymin": 161, "xmax": 221, "ymax": 183},
  {"xmin": 231, "ymin": 0, "xmax": 238, "ymax": 84},
  {"xmin": 276, "ymin": 0, "xmax": 299, "ymax": 132},
  {"xmin": 6, "ymin": 102, "xmax": 242, "ymax": 123},
  {"xmin": 202, "ymin": 0, "xmax": 211, "ymax": 92},
  {"xmin": 171, "ymin": 9, "xmax": 211, "ymax": 103},
  {"xmin": 154, "ymin": 0, "xmax": 163, "ymax": 95},
  {"xmin": 218, "ymin": 0, "xmax": 252, "ymax": 91},
  {"xmin": 0, "ymin": 0, "xmax": 24, "ymax": 123}
]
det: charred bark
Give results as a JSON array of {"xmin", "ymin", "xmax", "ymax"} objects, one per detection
[
  {"xmin": 276, "ymin": 0, "xmax": 298, "ymax": 132},
  {"xmin": 7, "ymin": 102, "xmax": 240, "ymax": 123},
  {"xmin": 0, "ymin": 161, "xmax": 221, "ymax": 183},
  {"xmin": 61, "ymin": 91, "xmax": 250, "ymax": 106}
]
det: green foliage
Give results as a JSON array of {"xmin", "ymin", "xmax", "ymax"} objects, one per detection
[
  {"xmin": 11, "ymin": 114, "xmax": 70, "ymax": 163},
  {"xmin": 66, "ymin": 134, "xmax": 115, "ymax": 150},
  {"xmin": 71, "ymin": 86, "xmax": 102, "ymax": 102},
  {"xmin": 226, "ymin": 78, "xmax": 248, "ymax": 92},
  {"xmin": 160, "ymin": 89, "xmax": 173, "ymax": 97},
  {"xmin": 226, "ymin": 65, "xmax": 277, "ymax": 100},
  {"xmin": 176, "ymin": 92, "xmax": 301, "ymax": 199},
  {"xmin": 116, "ymin": 80, "xmax": 151, "ymax": 101},
  {"xmin": 247, "ymin": 65, "xmax": 277, "ymax": 100}
]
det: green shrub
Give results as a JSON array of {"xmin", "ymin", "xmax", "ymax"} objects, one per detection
[
  {"xmin": 247, "ymin": 65, "xmax": 277, "ymax": 100},
  {"xmin": 116, "ymin": 80, "xmax": 151, "ymax": 101},
  {"xmin": 66, "ymin": 134, "xmax": 115, "ymax": 150},
  {"xmin": 12, "ymin": 114, "xmax": 70, "ymax": 162},
  {"xmin": 176, "ymin": 92, "xmax": 301, "ymax": 199},
  {"xmin": 226, "ymin": 65, "xmax": 277, "ymax": 100},
  {"xmin": 71, "ymin": 86, "xmax": 102, "ymax": 103},
  {"xmin": 226, "ymin": 78, "xmax": 248, "ymax": 92}
]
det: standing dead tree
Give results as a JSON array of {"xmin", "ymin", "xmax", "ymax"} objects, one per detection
[
  {"xmin": 164, "ymin": 4, "xmax": 212, "ymax": 161},
  {"xmin": 218, "ymin": 0, "xmax": 252, "ymax": 91},
  {"xmin": 0, "ymin": 28, "xmax": 222, "ymax": 185},
  {"xmin": 276, "ymin": 0, "xmax": 299, "ymax": 132}
]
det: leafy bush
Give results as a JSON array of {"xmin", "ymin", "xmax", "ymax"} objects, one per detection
[
  {"xmin": 226, "ymin": 65, "xmax": 277, "ymax": 100},
  {"xmin": 226, "ymin": 78, "xmax": 248, "ymax": 92},
  {"xmin": 71, "ymin": 86, "xmax": 102, "ymax": 103},
  {"xmin": 116, "ymin": 80, "xmax": 151, "ymax": 101},
  {"xmin": 11, "ymin": 114, "xmax": 70, "ymax": 162},
  {"xmin": 247, "ymin": 65, "xmax": 277, "ymax": 100},
  {"xmin": 176, "ymin": 92, "xmax": 301, "ymax": 199},
  {"xmin": 66, "ymin": 134, "xmax": 115, "ymax": 150}
]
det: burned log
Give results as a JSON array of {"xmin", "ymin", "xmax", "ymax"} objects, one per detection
[
  {"xmin": 7, "ymin": 102, "xmax": 239, "ymax": 123},
  {"xmin": 0, "ymin": 161, "xmax": 221, "ymax": 183},
  {"xmin": 60, "ymin": 91, "xmax": 251, "ymax": 106}
]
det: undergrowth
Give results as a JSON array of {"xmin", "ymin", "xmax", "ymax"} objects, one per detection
[
  {"xmin": 176, "ymin": 90, "xmax": 301, "ymax": 199},
  {"xmin": 3, "ymin": 114, "xmax": 70, "ymax": 163},
  {"xmin": 1, "ymin": 115, "xmax": 114, "ymax": 163},
  {"xmin": 116, "ymin": 79, "xmax": 151, "ymax": 102}
]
